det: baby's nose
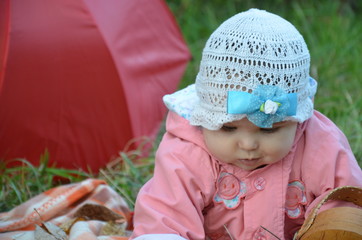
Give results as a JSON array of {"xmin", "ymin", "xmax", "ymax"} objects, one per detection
[{"xmin": 237, "ymin": 135, "xmax": 258, "ymax": 151}]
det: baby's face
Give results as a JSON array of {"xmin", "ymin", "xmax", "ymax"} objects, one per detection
[{"xmin": 202, "ymin": 118, "xmax": 298, "ymax": 171}]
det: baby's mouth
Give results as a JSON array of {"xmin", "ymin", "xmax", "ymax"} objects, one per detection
[{"xmin": 238, "ymin": 158, "xmax": 261, "ymax": 166}]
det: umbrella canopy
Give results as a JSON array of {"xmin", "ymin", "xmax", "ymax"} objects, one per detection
[{"xmin": 0, "ymin": 0, "xmax": 191, "ymax": 172}]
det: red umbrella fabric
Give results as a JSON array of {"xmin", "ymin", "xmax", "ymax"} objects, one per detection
[{"xmin": 0, "ymin": 0, "xmax": 191, "ymax": 172}]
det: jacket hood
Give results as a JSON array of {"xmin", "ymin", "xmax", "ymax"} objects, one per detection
[{"xmin": 165, "ymin": 111, "xmax": 207, "ymax": 150}]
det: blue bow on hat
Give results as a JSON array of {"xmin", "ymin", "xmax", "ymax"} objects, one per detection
[{"xmin": 227, "ymin": 85, "xmax": 297, "ymax": 128}]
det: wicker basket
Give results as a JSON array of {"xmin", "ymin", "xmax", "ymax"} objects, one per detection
[{"xmin": 294, "ymin": 186, "xmax": 362, "ymax": 240}]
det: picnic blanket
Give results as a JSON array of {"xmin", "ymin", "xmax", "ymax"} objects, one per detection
[{"xmin": 0, "ymin": 179, "xmax": 132, "ymax": 240}]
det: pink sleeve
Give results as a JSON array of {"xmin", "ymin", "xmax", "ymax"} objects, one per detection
[
  {"xmin": 130, "ymin": 133, "xmax": 216, "ymax": 240},
  {"xmin": 302, "ymin": 111, "xmax": 362, "ymax": 214}
]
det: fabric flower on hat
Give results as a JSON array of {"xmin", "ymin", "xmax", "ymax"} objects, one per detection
[
  {"xmin": 214, "ymin": 172, "xmax": 247, "ymax": 209},
  {"xmin": 285, "ymin": 180, "xmax": 307, "ymax": 219},
  {"xmin": 227, "ymin": 85, "xmax": 297, "ymax": 128}
]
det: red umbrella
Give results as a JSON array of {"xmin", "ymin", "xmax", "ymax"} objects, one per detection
[{"xmin": 0, "ymin": 0, "xmax": 191, "ymax": 172}]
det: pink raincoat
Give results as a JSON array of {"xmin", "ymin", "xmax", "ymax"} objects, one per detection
[{"xmin": 131, "ymin": 110, "xmax": 362, "ymax": 240}]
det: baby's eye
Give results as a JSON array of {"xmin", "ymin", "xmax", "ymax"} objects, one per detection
[
  {"xmin": 260, "ymin": 127, "xmax": 279, "ymax": 133},
  {"xmin": 221, "ymin": 125, "xmax": 237, "ymax": 132}
]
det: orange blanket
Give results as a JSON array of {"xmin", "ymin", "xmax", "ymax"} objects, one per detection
[{"xmin": 0, "ymin": 179, "xmax": 132, "ymax": 239}]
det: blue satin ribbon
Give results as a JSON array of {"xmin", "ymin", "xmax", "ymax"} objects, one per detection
[{"xmin": 227, "ymin": 85, "xmax": 297, "ymax": 128}]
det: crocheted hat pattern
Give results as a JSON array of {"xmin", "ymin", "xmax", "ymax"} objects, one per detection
[{"xmin": 190, "ymin": 8, "xmax": 317, "ymax": 130}]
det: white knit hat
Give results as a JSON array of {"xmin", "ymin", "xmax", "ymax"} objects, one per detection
[{"xmin": 188, "ymin": 8, "xmax": 317, "ymax": 130}]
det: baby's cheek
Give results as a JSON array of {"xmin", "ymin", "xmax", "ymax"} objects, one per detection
[
  {"xmin": 281, "ymin": 140, "xmax": 294, "ymax": 157},
  {"xmin": 266, "ymin": 139, "xmax": 292, "ymax": 160},
  {"xmin": 272, "ymin": 127, "xmax": 297, "ymax": 156}
]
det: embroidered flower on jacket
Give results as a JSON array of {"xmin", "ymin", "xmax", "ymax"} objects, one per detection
[
  {"xmin": 214, "ymin": 172, "xmax": 247, "ymax": 209},
  {"xmin": 285, "ymin": 180, "xmax": 307, "ymax": 219}
]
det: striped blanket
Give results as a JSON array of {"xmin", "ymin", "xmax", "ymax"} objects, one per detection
[{"xmin": 0, "ymin": 179, "xmax": 132, "ymax": 240}]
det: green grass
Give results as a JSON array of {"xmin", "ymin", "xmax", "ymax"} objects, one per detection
[
  {"xmin": 0, "ymin": 151, "xmax": 90, "ymax": 212},
  {"xmin": 0, "ymin": 142, "xmax": 155, "ymax": 212},
  {"xmin": 97, "ymin": 138, "xmax": 155, "ymax": 209},
  {"xmin": 1, "ymin": 0, "xmax": 361, "ymax": 213}
]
